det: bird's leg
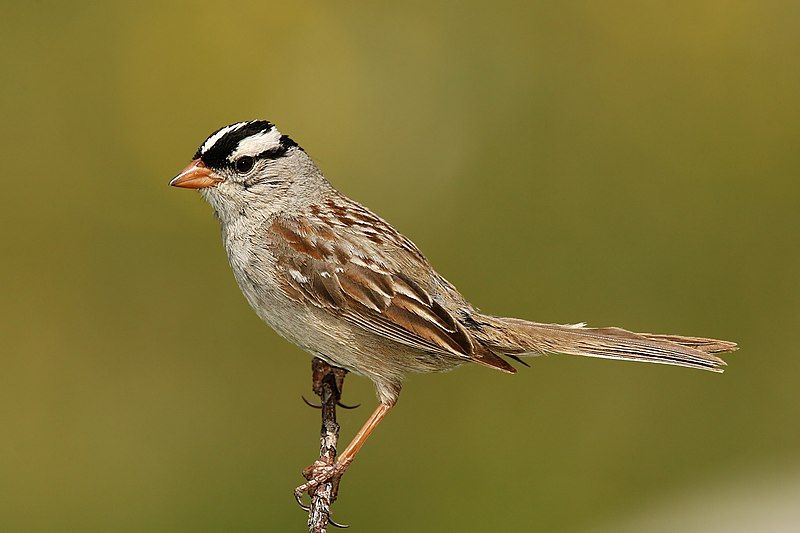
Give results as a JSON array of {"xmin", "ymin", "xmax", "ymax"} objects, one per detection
[{"xmin": 295, "ymin": 402, "xmax": 393, "ymax": 500}]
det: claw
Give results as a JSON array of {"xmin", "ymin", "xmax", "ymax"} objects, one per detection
[
  {"xmin": 296, "ymin": 489, "xmax": 350, "ymax": 528},
  {"xmin": 301, "ymin": 395, "xmax": 322, "ymax": 409},
  {"xmin": 294, "ymin": 489, "xmax": 311, "ymax": 512},
  {"xmin": 302, "ymin": 395, "xmax": 360, "ymax": 410},
  {"xmin": 296, "ymin": 475, "xmax": 350, "ymax": 527},
  {"xmin": 328, "ymin": 515, "xmax": 350, "ymax": 528}
]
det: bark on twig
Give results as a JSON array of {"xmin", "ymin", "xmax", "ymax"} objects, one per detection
[{"xmin": 307, "ymin": 358, "xmax": 347, "ymax": 533}]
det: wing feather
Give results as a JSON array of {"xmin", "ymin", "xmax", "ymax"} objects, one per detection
[{"xmin": 267, "ymin": 213, "xmax": 478, "ymax": 361}]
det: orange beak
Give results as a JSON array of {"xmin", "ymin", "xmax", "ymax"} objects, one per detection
[{"xmin": 169, "ymin": 159, "xmax": 222, "ymax": 189}]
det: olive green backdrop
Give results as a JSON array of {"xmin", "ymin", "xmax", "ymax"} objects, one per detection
[{"xmin": 2, "ymin": 2, "xmax": 798, "ymax": 531}]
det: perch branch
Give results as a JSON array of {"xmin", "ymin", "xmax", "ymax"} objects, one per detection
[{"xmin": 305, "ymin": 357, "xmax": 348, "ymax": 532}]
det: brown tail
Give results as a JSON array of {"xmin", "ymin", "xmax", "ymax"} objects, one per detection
[{"xmin": 471, "ymin": 315, "xmax": 737, "ymax": 372}]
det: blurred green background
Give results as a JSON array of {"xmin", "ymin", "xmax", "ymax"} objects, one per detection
[{"xmin": 2, "ymin": 2, "xmax": 799, "ymax": 531}]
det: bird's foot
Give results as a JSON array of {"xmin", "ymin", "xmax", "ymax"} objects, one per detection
[
  {"xmin": 294, "ymin": 459, "xmax": 351, "ymax": 527},
  {"xmin": 295, "ymin": 459, "xmax": 350, "ymax": 502}
]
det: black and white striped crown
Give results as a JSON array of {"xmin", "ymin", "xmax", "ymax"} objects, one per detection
[{"xmin": 195, "ymin": 120, "xmax": 300, "ymax": 168}]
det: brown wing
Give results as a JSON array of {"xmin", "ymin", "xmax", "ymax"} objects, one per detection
[{"xmin": 266, "ymin": 199, "xmax": 515, "ymax": 373}]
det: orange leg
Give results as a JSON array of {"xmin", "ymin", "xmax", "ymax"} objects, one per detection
[{"xmin": 295, "ymin": 402, "xmax": 393, "ymax": 499}]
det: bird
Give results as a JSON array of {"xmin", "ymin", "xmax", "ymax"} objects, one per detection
[{"xmin": 169, "ymin": 119, "xmax": 737, "ymax": 501}]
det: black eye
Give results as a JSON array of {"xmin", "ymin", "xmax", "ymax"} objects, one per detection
[{"xmin": 234, "ymin": 156, "xmax": 254, "ymax": 174}]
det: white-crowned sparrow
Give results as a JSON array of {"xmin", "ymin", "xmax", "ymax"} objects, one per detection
[{"xmin": 170, "ymin": 120, "xmax": 736, "ymax": 497}]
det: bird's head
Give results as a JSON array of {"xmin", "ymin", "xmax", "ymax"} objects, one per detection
[{"xmin": 170, "ymin": 120, "xmax": 319, "ymax": 218}]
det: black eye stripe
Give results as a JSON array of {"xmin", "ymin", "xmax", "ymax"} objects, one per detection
[{"xmin": 256, "ymin": 146, "xmax": 287, "ymax": 160}]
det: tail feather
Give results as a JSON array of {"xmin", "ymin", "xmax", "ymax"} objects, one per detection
[
  {"xmin": 471, "ymin": 316, "xmax": 737, "ymax": 373},
  {"xmin": 637, "ymin": 333, "xmax": 738, "ymax": 354}
]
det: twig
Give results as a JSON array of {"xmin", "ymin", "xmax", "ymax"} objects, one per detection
[{"xmin": 306, "ymin": 358, "xmax": 348, "ymax": 533}]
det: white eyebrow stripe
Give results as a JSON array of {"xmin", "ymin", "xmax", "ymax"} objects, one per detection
[
  {"xmin": 200, "ymin": 122, "xmax": 249, "ymax": 154},
  {"xmin": 228, "ymin": 127, "xmax": 282, "ymax": 161}
]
